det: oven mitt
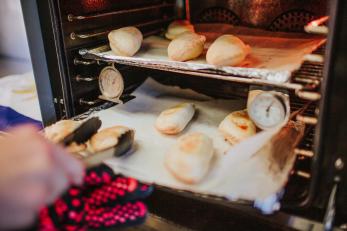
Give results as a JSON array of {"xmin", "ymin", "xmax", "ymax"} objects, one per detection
[{"xmin": 38, "ymin": 164, "xmax": 153, "ymax": 231}]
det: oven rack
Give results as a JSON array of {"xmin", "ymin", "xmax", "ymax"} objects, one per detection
[
  {"xmin": 70, "ymin": 17, "xmax": 175, "ymax": 41},
  {"xmin": 80, "ymin": 44, "xmax": 325, "ymax": 99},
  {"xmin": 67, "ymin": 2, "xmax": 175, "ymax": 22}
]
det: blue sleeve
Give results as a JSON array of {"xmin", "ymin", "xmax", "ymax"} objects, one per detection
[{"xmin": 0, "ymin": 105, "xmax": 42, "ymax": 131}]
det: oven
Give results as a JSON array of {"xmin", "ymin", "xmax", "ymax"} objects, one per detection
[{"xmin": 21, "ymin": 0, "xmax": 347, "ymax": 230}]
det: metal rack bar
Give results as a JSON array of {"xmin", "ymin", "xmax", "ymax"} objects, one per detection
[
  {"xmin": 70, "ymin": 17, "xmax": 174, "ymax": 40},
  {"xmin": 295, "ymin": 90, "xmax": 321, "ymax": 101},
  {"xmin": 296, "ymin": 115, "xmax": 318, "ymax": 125},
  {"xmin": 75, "ymin": 75, "xmax": 98, "ymax": 82},
  {"xmin": 304, "ymin": 54, "xmax": 324, "ymax": 63},
  {"xmin": 124, "ymin": 63, "xmax": 306, "ymax": 90},
  {"xmin": 70, "ymin": 31, "xmax": 107, "ymax": 40},
  {"xmin": 295, "ymin": 148, "xmax": 315, "ymax": 158},
  {"xmin": 304, "ymin": 16, "xmax": 329, "ymax": 35},
  {"xmin": 295, "ymin": 170, "xmax": 312, "ymax": 179},
  {"xmin": 294, "ymin": 77, "xmax": 320, "ymax": 85},
  {"xmin": 74, "ymin": 58, "xmax": 96, "ymax": 65},
  {"xmin": 79, "ymin": 98, "xmax": 102, "ymax": 106},
  {"xmin": 68, "ymin": 2, "xmax": 175, "ymax": 22}
]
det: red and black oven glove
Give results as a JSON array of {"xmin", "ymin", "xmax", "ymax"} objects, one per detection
[{"xmin": 38, "ymin": 164, "xmax": 153, "ymax": 231}]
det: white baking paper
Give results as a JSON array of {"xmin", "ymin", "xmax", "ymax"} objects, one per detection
[
  {"xmin": 87, "ymin": 24, "xmax": 326, "ymax": 83},
  {"xmin": 91, "ymin": 78, "xmax": 300, "ymax": 201}
]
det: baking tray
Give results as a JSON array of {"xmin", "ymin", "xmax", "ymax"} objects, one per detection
[
  {"xmin": 87, "ymin": 78, "xmax": 303, "ymax": 202},
  {"xmin": 81, "ymin": 24, "xmax": 326, "ymax": 87}
]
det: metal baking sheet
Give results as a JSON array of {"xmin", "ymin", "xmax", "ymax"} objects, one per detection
[
  {"xmin": 89, "ymin": 78, "xmax": 300, "ymax": 201},
  {"xmin": 82, "ymin": 24, "xmax": 326, "ymax": 83}
]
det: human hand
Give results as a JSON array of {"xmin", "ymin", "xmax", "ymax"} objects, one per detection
[{"xmin": 0, "ymin": 125, "xmax": 84, "ymax": 230}]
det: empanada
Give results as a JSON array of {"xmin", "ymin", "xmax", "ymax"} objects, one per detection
[
  {"xmin": 44, "ymin": 120, "xmax": 87, "ymax": 153},
  {"xmin": 165, "ymin": 20, "xmax": 195, "ymax": 40},
  {"xmin": 108, "ymin": 27, "xmax": 143, "ymax": 57},
  {"xmin": 155, "ymin": 103, "xmax": 195, "ymax": 135},
  {"xmin": 165, "ymin": 132, "xmax": 214, "ymax": 184},
  {"xmin": 168, "ymin": 32, "xmax": 206, "ymax": 62},
  {"xmin": 89, "ymin": 126, "xmax": 134, "ymax": 153},
  {"xmin": 219, "ymin": 110, "xmax": 256, "ymax": 145},
  {"xmin": 206, "ymin": 35, "xmax": 250, "ymax": 66}
]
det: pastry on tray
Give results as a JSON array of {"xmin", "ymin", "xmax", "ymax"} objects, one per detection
[
  {"xmin": 66, "ymin": 142, "xmax": 87, "ymax": 153},
  {"xmin": 89, "ymin": 125, "xmax": 135, "ymax": 153},
  {"xmin": 44, "ymin": 120, "xmax": 87, "ymax": 153},
  {"xmin": 165, "ymin": 132, "xmax": 214, "ymax": 184},
  {"xmin": 206, "ymin": 34, "xmax": 251, "ymax": 66},
  {"xmin": 155, "ymin": 103, "xmax": 195, "ymax": 135},
  {"xmin": 165, "ymin": 20, "xmax": 195, "ymax": 40},
  {"xmin": 168, "ymin": 32, "xmax": 206, "ymax": 62},
  {"xmin": 219, "ymin": 110, "xmax": 256, "ymax": 145},
  {"xmin": 108, "ymin": 26, "xmax": 143, "ymax": 57}
]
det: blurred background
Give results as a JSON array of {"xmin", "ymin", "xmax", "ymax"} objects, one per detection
[{"xmin": 0, "ymin": 0, "xmax": 32, "ymax": 77}]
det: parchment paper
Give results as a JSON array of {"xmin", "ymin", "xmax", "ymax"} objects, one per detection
[
  {"xmin": 87, "ymin": 24, "xmax": 326, "ymax": 83},
  {"xmin": 92, "ymin": 78, "xmax": 301, "ymax": 201}
]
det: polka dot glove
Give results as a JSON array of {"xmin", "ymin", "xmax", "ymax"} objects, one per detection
[{"xmin": 38, "ymin": 164, "xmax": 153, "ymax": 231}]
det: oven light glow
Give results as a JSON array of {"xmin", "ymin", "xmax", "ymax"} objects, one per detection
[
  {"xmin": 305, "ymin": 16, "xmax": 329, "ymax": 35},
  {"xmin": 307, "ymin": 16, "xmax": 329, "ymax": 27},
  {"xmin": 82, "ymin": 0, "xmax": 108, "ymax": 11}
]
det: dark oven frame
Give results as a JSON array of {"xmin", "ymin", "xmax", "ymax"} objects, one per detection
[{"xmin": 21, "ymin": 0, "xmax": 347, "ymax": 229}]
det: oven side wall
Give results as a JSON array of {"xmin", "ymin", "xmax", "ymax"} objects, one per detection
[
  {"xmin": 21, "ymin": 0, "xmax": 71, "ymax": 126},
  {"xmin": 314, "ymin": 0, "xmax": 347, "ymax": 226}
]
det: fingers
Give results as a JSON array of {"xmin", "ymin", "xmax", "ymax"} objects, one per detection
[
  {"xmin": 1, "ymin": 177, "xmax": 48, "ymax": 212},
  {"xmin": 27, "ymin": 124, "xmax": 85, "ymax": 187},
  {"xmin": 33, "ymin": 134, "xmax": 84, "ymax": 204},
  {"xmin": 50, "ymin": 143, "xmax": 85, "ymax": 186},
  {"xmin": 7, "ymin": 124, "xmax": 40, "ymax": 135},
  {"xmin": 22, "ymin": 127, "xmax": 84, "ymax": 189},
  {"xmin": 0, "ymin": 205, "xmax": 37, "ymax": 230},
  {"xmin": 0, "ymin": 126, "xmax": 53, "ymax": 185},
  {"xmin": 0, "ymin": 125, "xmax": 85, "ymax": 230},
  {"xmin": 0, "ymin": 125, "xmax": 84, "ymax": 215},
  {"xmin": 45, "ymin": 165, "xmax": 69, "ymax": 204}
]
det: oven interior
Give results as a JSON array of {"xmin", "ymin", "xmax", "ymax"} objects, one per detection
[{"xmin": 21, "ymin": 0, "xmax": 347, "ymax": 228}]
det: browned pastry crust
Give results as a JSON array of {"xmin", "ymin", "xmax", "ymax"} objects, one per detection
[
  {"xmin": 218, "ymin": 110, "xmax": 257, "ymax": 145},
  {"xmin": 89, "ymin": 126, "xmax": 133, "ymax": 153},
  {"xmin": 165, "ymin": 132, "xmax": 214, "ymax": 184},
  {"xmin": 206, "ymin": 34, "xmax": 250, "ymax": 66},
  {"xmin": 168, "ymin": 32, "xmax": 206, "ymax": 62},
  {"xmin": 155, "ymin": 103, "xmax": 195, "ymax": 135},
  {"xmin": 67, "ymin": 142, "xmax": 87, "ymax": 153},
  {"xmin": 108, "ymin": 27, "xmax": 143, "ymax": 57},
  {"xmin": 44, "ymin": 120, "xmax": 80, "ymax": 143},
  {"xmin": 165, "ymin": 20, "xmax": 195, "ymax": 40}
]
